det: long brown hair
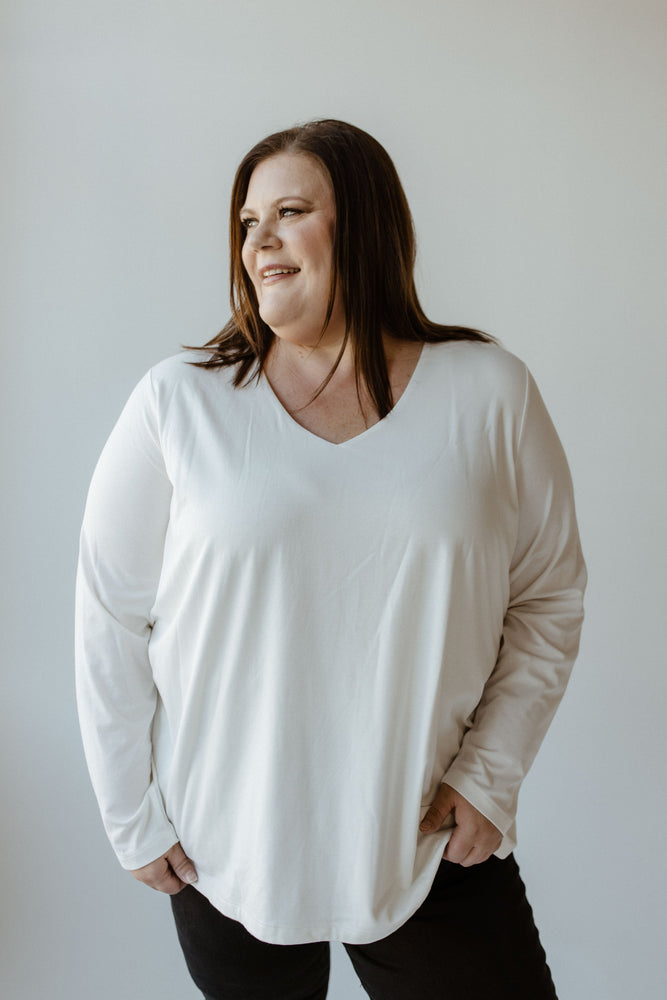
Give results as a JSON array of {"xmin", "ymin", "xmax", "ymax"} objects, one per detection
[{"xmin": 189, "ymin": 119, "xmax": 493, "ymax": 418}]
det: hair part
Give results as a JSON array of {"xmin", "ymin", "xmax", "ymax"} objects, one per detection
[{"xmin": 187, "ymin": 119, "xmax": 494, "ymax": 418}]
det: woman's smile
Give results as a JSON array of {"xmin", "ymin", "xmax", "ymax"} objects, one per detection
[{"xmin": 259, "ymin": 264, "xmax": 301, "ymax": 285}]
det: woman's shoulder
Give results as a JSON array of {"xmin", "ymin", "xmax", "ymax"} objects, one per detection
[
  {"xmin": 116, "ymin": 352, "xmax": 242, "ymax": 429},
  {"xmin": 148, "ymin": 349, "xmax": 233, "ymax": 383},
  {"xmin": 140, "ymin": 350, "xmax": 239, "ymax": 400},
  {"xmin": 425, "ymin": 338, "xmax": 529, "ymax": 402}
]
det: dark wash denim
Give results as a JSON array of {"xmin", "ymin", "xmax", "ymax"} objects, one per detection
[{"xmin": 170, "ymin": 853, "xmax": 558, "ymax": 1000}]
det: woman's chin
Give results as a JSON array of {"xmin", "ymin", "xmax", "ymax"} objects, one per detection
[{"xmin": 263, "ymin": 320, "xmax": 324, "ymax": 348}]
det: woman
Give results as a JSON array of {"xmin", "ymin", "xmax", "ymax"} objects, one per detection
[{"xmin": 76, "ymin": 119, "xmax": 586, "ymax": 999}]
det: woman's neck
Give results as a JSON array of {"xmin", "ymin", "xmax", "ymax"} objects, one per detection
[
  {"xmin": 267, "ymin": 334, "xmax": 357, "ymax": 389},
  {"xmin": 267, "ymin": 331, "xmax": 416, "ymax": 385}
]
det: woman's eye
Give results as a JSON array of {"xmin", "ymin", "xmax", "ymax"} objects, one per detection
[{"xmin": 240, "ymin": 208, "xmax": 301, "ymax": 230}]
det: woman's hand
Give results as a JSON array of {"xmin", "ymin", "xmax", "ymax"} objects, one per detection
[
  {"xmin": 130, "ymin": 842, "xmax": 198, "ymax": 894},
  {"xmin": 420, "ymin": 783, "xmax": 502, "ymax": 867}
]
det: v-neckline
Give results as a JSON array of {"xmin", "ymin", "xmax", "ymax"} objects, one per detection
[{"xmin": 259, "ymin": 342, "xmax": 430, "ymax": 448}]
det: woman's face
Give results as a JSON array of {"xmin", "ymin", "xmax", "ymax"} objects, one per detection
[{"xmin": 240, "ymin": 152, "xmax": 345, "ymax": 348}]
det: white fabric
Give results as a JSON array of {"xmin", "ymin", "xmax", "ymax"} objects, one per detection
[{"xmin": 75, "ymin": 340, "xmax": 586, "ymax": 944}]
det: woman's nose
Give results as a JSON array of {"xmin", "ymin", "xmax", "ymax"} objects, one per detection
[{"xmin": 246, "ymin": 217, "xmax": 281, "ymax": 251}]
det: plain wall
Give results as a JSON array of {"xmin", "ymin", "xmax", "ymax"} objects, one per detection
[{"xmin": 2, "ymin": 1, "xmax": 666, "ymax": 997}]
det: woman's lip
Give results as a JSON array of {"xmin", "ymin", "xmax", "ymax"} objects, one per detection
[
  {"xmin": 261, "ymin": 269, "xmax": 300, "ymax": 285},
  {"xmin": 259, "ymin": 264, "xmax": 300, "ymax": 277}
]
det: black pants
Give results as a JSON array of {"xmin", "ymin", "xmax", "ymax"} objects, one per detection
[{"xmin": 170, "ymin": 854, "xmax": 558, "ymax": 1000}]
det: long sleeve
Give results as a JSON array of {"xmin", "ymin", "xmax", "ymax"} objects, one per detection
[
  {"xmin": 443, "ymin": 368, "xmax": 587, "ymax": 841},
  {"xmin": 75, "ymin": 370, "xmax": 177, "ymax": 869}
]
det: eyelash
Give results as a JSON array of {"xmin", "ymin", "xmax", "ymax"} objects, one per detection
[{"xmin": 240, "ymin": 207, "xmax": 302, "ymax": 229}]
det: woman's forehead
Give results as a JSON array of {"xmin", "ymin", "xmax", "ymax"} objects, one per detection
[{"xmin": 245, "ymin": 152, "xmax": 333, "ymax": 201}]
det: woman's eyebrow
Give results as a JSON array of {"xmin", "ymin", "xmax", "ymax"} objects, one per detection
[{"xmin": 240, "ymin": 196, "xmax": 315, "ymax": 215}]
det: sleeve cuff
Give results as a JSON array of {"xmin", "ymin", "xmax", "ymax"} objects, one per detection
[
  {"xmin": 441, "ymin": 767, "xmax": 515, "ymax": 838},
  {"xmin": 116, "ymin": 825, "xmax": 179, "ymax": 871}
]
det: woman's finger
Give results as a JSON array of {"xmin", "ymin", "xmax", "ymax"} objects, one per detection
[
  {"xmin": 166, "ymin": 842, "xmax": 198, "ymax": 885},
  {"xmin": 419, "ymin": 784, "xmax": 456, "ymax": 832},
  {"xmin": 130, "ymin": 842, "xmax": 197, "ymax": 894}
]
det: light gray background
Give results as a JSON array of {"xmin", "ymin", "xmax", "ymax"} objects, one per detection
[{"xmin": 2, "ymin": 1, "xmax": 665, "ymax": 997}]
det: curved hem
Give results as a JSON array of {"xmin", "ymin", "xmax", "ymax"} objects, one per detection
[{"xmin": 191, "ymin": 841, "xmax": 460, "ymax": 945}]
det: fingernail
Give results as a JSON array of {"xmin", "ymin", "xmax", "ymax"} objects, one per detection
[
  {"xmin": 183, "ymin": 870, "xmax": 198, "ymax": 884},
  {"xmin": 420, "ymin": 819, "xmax": 433, "ymax": 832}
]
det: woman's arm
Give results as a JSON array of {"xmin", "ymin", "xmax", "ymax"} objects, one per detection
[
  {"xmin": 75, "ymin": 369, "xmax": 180, "ymax": 871},
  {"xmin": 423, "ymin": 367, "xmax": 587, "ymax": 855}
]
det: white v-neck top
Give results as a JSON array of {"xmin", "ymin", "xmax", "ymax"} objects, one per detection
[{"xmin": 75, "ymin": 340, "xmax": 586, "ymax": 944}]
